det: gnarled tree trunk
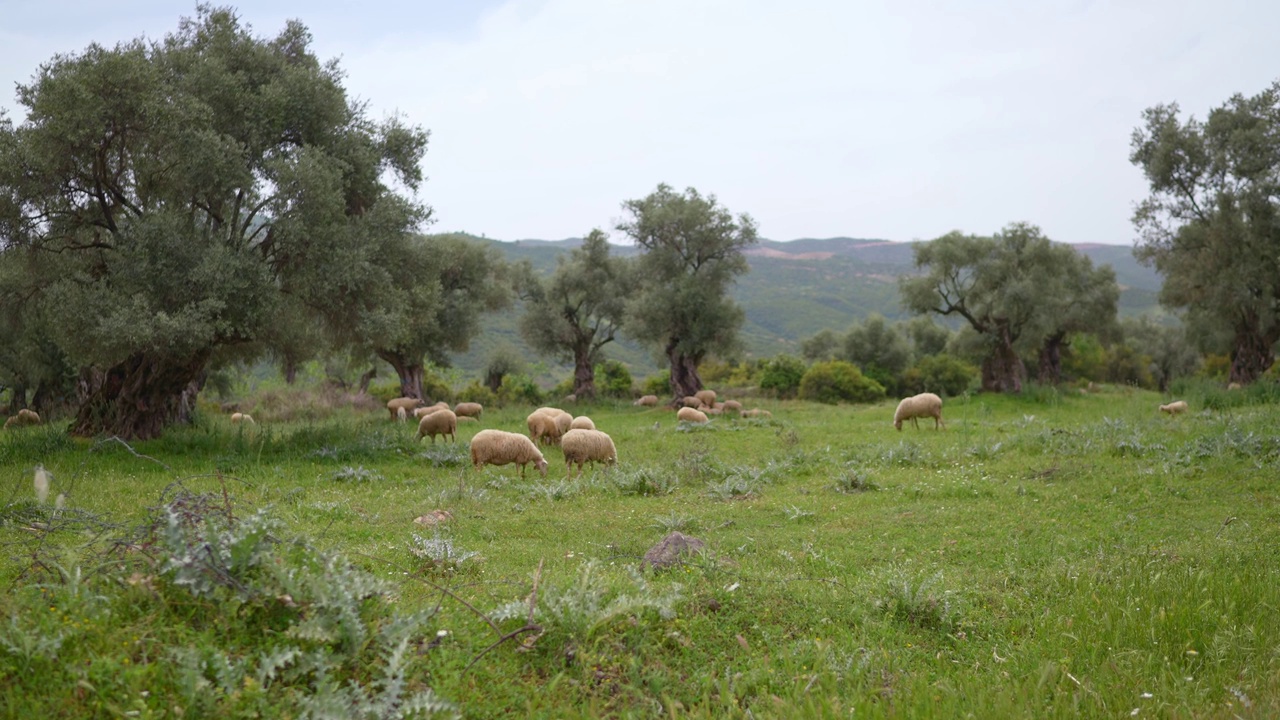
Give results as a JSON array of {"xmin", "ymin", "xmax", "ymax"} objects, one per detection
[
  {"xmin": 72, "ymin": 350, "xmax": 212, "ymax": 440},
  {"xmin": 665, "ymin": 340, "xmax": 703, "ymax": 403},
  {"xmin": 1229, "ymin": 324, "xmax": 1277, "ymax": 385},
  {"xmin": 1037, "ymin": 331, "xmax": 1067, "ymax": 385},
  {"xmin": 377, "ymin": 350, "xmax": 424, "ymax": 400},
  {"xmin": 5, "ymin": 381, "xmax": 27, "ymax": 416},
  {"xmin": 981, "ymin": 327, "xmax": 1025, "ymax": 393},
  {"xmin": 572, "ymin": 346, "xmax": 597, "ymax": 400}
]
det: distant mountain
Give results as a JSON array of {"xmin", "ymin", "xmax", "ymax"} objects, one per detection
[{"xmin": 448, "ymin": 235, "xmax": 1164, "ymax": 382}]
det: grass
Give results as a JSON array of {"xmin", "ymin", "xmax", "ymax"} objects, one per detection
[{"xmin": 1, "ymin": 388, "xmax": 1278, "ymax": 718}]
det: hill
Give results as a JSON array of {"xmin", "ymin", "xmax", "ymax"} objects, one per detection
[{"xmin": 448, "ymin": 235, "xmax": 1164, "ymax": 383}]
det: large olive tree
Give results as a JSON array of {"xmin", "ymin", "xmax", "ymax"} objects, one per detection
[
  {"xmin": 1131, "ymin": 82, "xmax": 1280, "ymax": 384},
  {"xmin": 617, "ymin": 185, "xmax": 758, "ymax": 401},
  {"xmin": 518, "ymin": 229, "xmax": 634, "ymax": 400},
  {"xmin": 0, "ymin": 8, "xmax": 428, "ymax": 438}
]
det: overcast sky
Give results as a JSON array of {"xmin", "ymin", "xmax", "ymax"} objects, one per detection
[{"xmin": 3, "ymin": 0, "xmax": 1277, "ymax": 245}]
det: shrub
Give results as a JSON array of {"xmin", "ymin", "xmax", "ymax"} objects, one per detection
[
  {"xmin": 641, "ymin": 371, "xmax": 671, "ymax": 398},
  {"xmin": 498, "ymin": 374, "xmax": 544, "ymax": 406},
  {"xmin": 798, "ymin": 361, "xmax": 885, "ymax": 404},
  {"xmin": 456, "ymin": 381, "xmax": 496, "ymax": 406},
  {"xmin": 901, "ymin": 354, "xmax": 977, "ymax": 397},
  {"xmin": 759, "ymin": 354, "xmax": 808, "ymax": 399},
  {"xmin": 594, "ymin": 359, "xmax": 634, "ymax": 398}
]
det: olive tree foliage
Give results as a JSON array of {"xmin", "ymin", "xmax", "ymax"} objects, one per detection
[
  {"xmin": 841, "ymin": 313, "xmax": 912, "ymax": 392},
  {"xmin": 324, "ymin": 232, "xmax": 510, "ymax": 401},
  {"xmin": 617, "ymin": 184, "xmax": 758, "ymax": 401},
  {"xmin": 1131, "ymin": 82, "xmax": 1280, "ymax": 384},
  {"xmin": 518, "ymin": 229, "xmax": 634, "ymax": 400},
  {"xmin": 1121, "ymin": 316, "xmax": 1200, "ymax": 391},
  {"xmin": 901, "ymin": 224, "xmax": 1078, "ymax": 393},
  {"xmin": 800, "ymin": 329, "xmax": 841, "ymax": 362},
  {"xmin": 0, "ymin": 8, "xmax": 429, "ymax": 438},
  {"xmin": 1033, "ymin": 249, "xmax": 1120, "ymax": 385}
]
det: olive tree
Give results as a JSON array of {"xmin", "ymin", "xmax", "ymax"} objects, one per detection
[
  {"xmin": 0, "ymin": 8, "xmax": 428, "ymax": 438},
  {"xmin": 617, "ymin": 184, "xmax": 758, "ymax": 401},
  {"xmin": 518, "ymin": 229, "xmax": 634, "ymax": 400},
  {"xmin": 1131, "ymin": 82, "xmax": 1280, "ymax": 384}
]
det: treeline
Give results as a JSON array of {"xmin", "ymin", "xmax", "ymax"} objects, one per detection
[{"xmin": 2, "ymin": 8, "xmax": 1278, "ymax": 438}]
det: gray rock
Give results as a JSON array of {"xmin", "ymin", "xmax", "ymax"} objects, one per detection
[{"xmin": 642, "ymin": 532, "xmax": 706, "ymax": 570}]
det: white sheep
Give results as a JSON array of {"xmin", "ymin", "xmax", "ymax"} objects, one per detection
[
  {"xmin": 560, "ymin": 428, "xmax": 617, "ymax": 479},
  {"xmin": 417, "ymin": 409, "xmax": 457, "ymax": 443},
  {"xmin": 414, "ymin": 405, "xmax": 442, "ymax": 419},
  {"xmin": 893, "ymin": 393, "xmax": 945, "ymax": 431},
  {"xmin": 470, "ymin": 429, "xmax": 548, "ymax": 478},
  {"xmin": 387, "ymin": 397, "xmax": 424, "ymax": 420},
  {"xmin": 18, "ymin": 408, "xmax": 41, "ymax": 424},
  {"xmin": 454, "ymin": 402, "xmax": 483, "ymax": 419},
  {"xmin": 634, "ymin": 395, "xmax": 659, "ymax": 407},
  {"xmin": 396, "ymin": 406, "xmax": 408, "ymax": 423},
  {"xmin": 1227, "ymin": 382, "xmax": 1242, "ymax": 391},
  {"xmin": 570, "ymin": 416, "xmax": 596, "ymax": 430},
  {"xmin": 741, "ymin": 408, "xmax": 772, "ymax": 418},
  {"xmin": 230, "ymin": 412, "xmax": 256, "ymax": 425},
  {"xmin": 695, "ymin": 389, "xmax": 717, "ymax": 407},
  {"xmin": 1159, "ymin": 400, "xmax": 1188, "ymax": 416},
  {"xmin": 681, "ymin": 396, "xmax": 703, "ymax": 409},
  {"xmin": 528, "ymin": 407, "xmax": 572, "ymax": 445},
  {"xmin": 723, "ymin": 400, "xmax": 743, "ymax": 414},
  {"xmin": 677, "ymin": 407, "xmax": 709, "ymax": 423}
]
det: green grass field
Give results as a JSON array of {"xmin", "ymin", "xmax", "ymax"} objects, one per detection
[{"xmin": 1, "ymin": 386, "xmax": 1278, "ymax": 718}]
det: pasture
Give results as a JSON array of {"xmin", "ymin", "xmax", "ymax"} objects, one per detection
[{"xmin": 1, "ymin": 385, "xmax": 1278, "ymax": 718}]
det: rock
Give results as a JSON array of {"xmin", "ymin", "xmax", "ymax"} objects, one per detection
[{"xmin": 642, "ymin": 531, "xmax": 706, "ymax": 570}]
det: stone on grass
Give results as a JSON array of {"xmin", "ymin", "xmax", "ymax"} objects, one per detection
[{"xmin": 643, "ymin": 532, "xmax": 706, "ymax": 570}]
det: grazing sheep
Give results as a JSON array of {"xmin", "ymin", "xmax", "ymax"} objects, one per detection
[
  {"xmin": 457, "ymin": 416, "xmax": 478, "ymax": 424},
  {"xmin": 703, "ymin": 405, "xmax": 723, "ymax": 416},
  {"xmin": 694, "ymin": 389, "xmax": 717, "ymax": 407},
  {"xmin": 454, "ymin": 402, "xmax": 483, "ymax": 419},
  {"xmin": 893, "ymin": 393, "xmax": 945, "ymax": 431},
  {"xmin": 527, "ymin": 408, "xmax": 571, "ymax": 445},
  {"xmin": 417, "ymin": 409, "xmax": 457, "ymax": 443},
  {"xmin": 230, "ymin": 412, "xmax": 256, "ymax": 425},
  {"xmin": 17, "ymin": 408, "xmax": 41, "ymax": 425},
  {"xmin": 3, "ymin": 416, "xmax": 17, "ymax": 430},
  {"xmin": 470, "ymin": 429, "xmax": 548, "ymax": 478},
  {"xmin": 681, "ymin": 396, "xmax": 703, "ymax": 408},
  {"xmin": 561, "ymin": 428, "xmax": 618, "ymax": 479},
  {"xmin": 414, "ymin": 405, "xmax": 442, "ymax": 419},
  {"xmin": 723, "ymin": 400, "xmax": 743, "ymax": 414},
  {"xmin": 397, "ymin": 406, "xmax": 408, "ymax": 423},
  {"xmin": 387, "ymin": 397, "xmax": 424, "ymax": 420},
  {"xmin": 741, "ymin": 408, "xmax": 772, "ymax": 418},
  {"xmin": 1227, "ymin": 382, "xmax": 1242, "ymax": 391},
  {"xmin": 563, "ymin": 394, "xmax": 577, "ymax": 404},
  {"xmin": 677, "ymin": 407, "xmax": 709, "ymax": 423},
  {"xmin": 634, "ymin": 395, "xmax": 659, "ymax": 407},
  {"xmin": 1159, "ymin": 400, "xmax": 1189, "ymax": 416},
  {"xmin": 570, "ymin": 416, "xmax": 596, "ymax": 430}
]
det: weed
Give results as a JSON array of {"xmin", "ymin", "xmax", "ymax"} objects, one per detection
[
  {"xmin": 613, "ymin": 467, "xmax": 677, "ymax": 496},
  {"xmin": 832, "ymin": 468, "xmax": 879, "ymax": 493},
  {"xmin": 409, "ymin": 530, "xmax": 480, "ymax": 572},
  {"xmin": 330, "ymin": 465, "xmax": 385, "ymax": 482},
  {"xmin": 651, "ymin": 512, "xmax": 697, "ymax": 532},
  {"xmin": 874, "ymin": 570, "xmax": 963, "ymax": 632}
]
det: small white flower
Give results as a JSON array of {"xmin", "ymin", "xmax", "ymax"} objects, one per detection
[
  {"xmin": 1130, "ymin": 709, "xmax": 1139, "ymax": 717},
  {"xmin": 436, "ymin": 630, "xmax": 449, "ymax": 638},
  {"xmin": 1140, "ymin": 692, "xmax": 1153, "ymax": 699}
]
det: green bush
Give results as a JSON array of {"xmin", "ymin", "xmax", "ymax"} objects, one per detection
[
  {"xmin": 759, "ymin": 354, "xmax": 807, "ymax": 399},
  {"xmin": 456, "ymin": 381, "xmax": 496, "ymax": 406},
  {"xmin": 798, "ymin": 361, "xmax": 885, "ymax": 404},
  {"xmin": 595, "ymin": 359, "xmax": 634, "ymax": 398},
  {"xmin": 499, "ymin": 374, "xmax": 544, "ymax": 406},
  {"xmin": 901, "ymin": 354, "xmax": 977, "ymax": 397},
  {"xmin": 641, "ymin": 371, "xmax": 671, "ymax": 398}
]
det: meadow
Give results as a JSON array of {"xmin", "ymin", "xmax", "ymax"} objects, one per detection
[{"xmin": 1, "ymin": 383, "xmax": 1278, "ymax": 718}]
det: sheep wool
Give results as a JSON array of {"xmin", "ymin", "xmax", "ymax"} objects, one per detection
[
  {"xmin": 681, "ymin": 396, "xmax": 703, "ymax": 408},
  {"xmin": 1159, "ymin": 400, "xmax": 1189, "ymax": 415},
  {"xmin": 417, "ymin": 409, "xmax": 457, "ymax": 443},
  {"xmin": 387, "ymin": 397, "xmax": 423, "ymax": 420},
  {"xmin": 677, "ymin": 407, "xmax": 709, "ymax": 423},
  {"xmin": 570, "ymin": 416, "xmax": 596, "ymax": 430},
  {"xmin": 454, "ymin": 402, "xmax": 483, "ymax": 418},
  {"xmin": 17, "ymin": 408, "xmax": 41, "ymax": 425},
  {"xmin": 470, "ymin": 429, "xmax": 548, "ymax": 478},
  {"xmin": 694, "ymin": 389, "xmax": 717, "ymax": 407},
  {"xmin": 893, "ymin": 393, "xmax": 945, "ymax": 431},
  {"xmin": 414, "ymin": 406, "xmax": 443, "ymax": 419},
  {"xmin": 741, "ymin": 408, "xmax": 772, "ymax": 418},
  {"xmin": 723, "ymin": 400, "xmax": 743, "ymax": 413},
  {"xmin": 634, "ymin": 395, "xmax": 659, "ymax": 407},
  {"xmin": 397, "ymin": 406, "xmax": 408, "ymax": 422},
  {"xmin": 230, "ymin": 412, "xmax": 256, "ymax": 425},
  {"xmin": 561, "ymin": 428, "xmax": 618, "ymax": 478}
]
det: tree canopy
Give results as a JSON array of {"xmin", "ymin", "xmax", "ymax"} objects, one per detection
[
  {"xmin": 617, "ymin": 184, "xmax": 757, "ymax": 400},
  {"xmin": 0, "ymin": 7, "xmax": 430, "ymax": 437},
  {"xmin": 1131, "ymin": 81, "xmax": 1280, "ymax": 384}
]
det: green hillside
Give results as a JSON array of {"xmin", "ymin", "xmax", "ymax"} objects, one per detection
[{"xmin": 448, "ymin": 236, "xmax": 1164, "ymax": 383}]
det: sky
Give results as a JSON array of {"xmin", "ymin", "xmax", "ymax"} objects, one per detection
[{"xmin": 3, "ymin": 0, "xmax": 1278, "ymax": 246}]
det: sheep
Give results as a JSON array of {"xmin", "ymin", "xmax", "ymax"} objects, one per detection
[
  {"xmin": 230, "ymin": 412, "xmax": 256, "ymax": 425},
  {"xmin": 457, "ymin": 416, "xmax": 478, "ymax": 424},
  {"xmin": 677, "ymin": 407, "xmax": 709, "ymax": 423},
  {"xmin": 1227, "ymin": 382, "xmax": 1242, "ymax": 391},
  {"xmin": 414, "ymin": 405, "xmax": 442, "ymax": 419},
  {"xmin": 454, "ymin": 402, "xmax": 483, "ymax": 419},
  {"xmin": 2, "ymin": 416, "xmax": 17, "ymax": 430},
  {"xmin": 560, "ymin": 428, "xmax": 618, "ymax": 479},
  {"xmin": 387, "ymin": 397, "xmax": 424, "ymax": 420},
  {"xmin": 417, "ymin": 409, "xmax": 457, "ymax": 443},
  {"xmin": 527, "ymin": 409, "xmax": 569, "ymax": 446},
  {"xmin": 741, "ymin": 408, "xmax": 772, "ymax": 418},
  {"xmin": 634, "ymin": 395, "xmax": 659, "ymax": 407},
  {"xmin": 681, "ymin": 396, "xmax": 703, "ymax": 408},
  {"xmin": 694, "ymin": 389, "xmax": 717, "ymax": 407},
  {"xmin": 470, "ymin": 429, "xmax": 548, "ymax": 478},
  {"xmin": 570, "ymin": 415, "xmax": 596, "ymax": 430},
  {"xmin": 893, "ymin": 393, "xmax": 945, "ymax": 431},
  {"xmin": 397, "ymin": 406, "xmax": 408, "ymax": 423},
  {"xmin": 703, "ymin": 405, "xmax": 723, "ymax": 416},
  {"xmin": 723, "ymin": 400, "xmax": 743, "ymax": 414},
  {"xmin": 17, "ymin": 408, "xmax": 41, "ymax": 425},
  {"xmin": 1159, "ymin": 400, "xmax": 1189, "ymax": 416}
]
